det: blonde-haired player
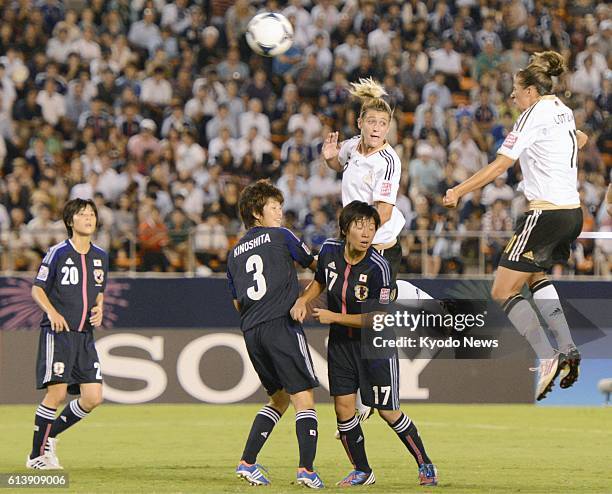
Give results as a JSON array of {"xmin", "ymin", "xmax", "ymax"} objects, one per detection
[
  {"xmin": 443, "ymin": 51, "xmax": 588, "ymax": 401},
  {"xmin": 322, "ymin": 78, "xmax": 440, "ymax": 426}
]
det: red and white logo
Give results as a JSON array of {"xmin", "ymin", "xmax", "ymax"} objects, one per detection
[
  {"xmin": 380, "ymin": 182, "xmax": 392, "ymax": 196},
  {"xmin": 379, "ymin": 288, "xmax": 391, "ymax": 304},
  {"xmin": 502, "ymin": 132, "xmax": 518, "ymax": 149}
]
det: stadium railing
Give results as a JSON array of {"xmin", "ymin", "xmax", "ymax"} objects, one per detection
[{"xmin": 0, "ymin": 230, "xmax": 610, "ymax": 278}]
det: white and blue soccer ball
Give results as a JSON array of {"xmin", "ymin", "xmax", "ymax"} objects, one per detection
[{"xmin": 246, "ymin": 12, "xmax": 294, "ymax": 57}]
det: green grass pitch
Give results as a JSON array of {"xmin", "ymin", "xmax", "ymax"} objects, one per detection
[{"xmin": 1, "ymin": 404, "xmax": 610, "ymax": 493}]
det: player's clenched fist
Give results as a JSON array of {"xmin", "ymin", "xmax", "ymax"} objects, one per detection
[
  {"xmin": 312, "ymin": 308, "xmax": 336, "ymax": 325},
  {"xmin": 322, "ymin": 132, "xmax": 340, "ymax": 161},
  {"xmin": 442, "ymin": 188, "xmax": 459, "ymax": 208},
  {"xmin": 290, "ymin": 299, "xmax": 307, "ymax": 323}
]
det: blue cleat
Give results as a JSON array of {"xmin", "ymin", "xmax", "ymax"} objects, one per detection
[
  {"xmin": 296, "ymin": 468, "xmax": 325, "ymax": 489},
  {"xmin": 336, "ymin": 469, "xmax": 376, "ymax": 487},
  {"xmin": 236, "ymin": 461, "xmax": 271, "ymax": 486},
  {"xmin": 418, "ymin": 463, "xmax": 438, "ymax": 486}
]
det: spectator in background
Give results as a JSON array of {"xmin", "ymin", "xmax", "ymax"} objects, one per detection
[
  {"xmin": 238, "ymin": 98, "xmax": 270, "ymax": 139},
  {"xmin": 409, "ymin": 142, "xmax": 444, "ymax": 198},
  {"xmin": 128, "ymin": 8, "xmax": 161, "ymax": 56},
  {"xmin": 127, "ymin": 119, "xmax": 161, "ymax": 166},
  {"xmin": 288, "ymin": 101, "xmax": 322, "ymax": 142},
  {"xmin": 138, "ymin": 205, "xmax": 169, "ymax": 272},
  {"xmin": 422, "ymin": 72, "xmax": 452, "ymax": 110},
  {"xmin": 429, "ymin": 38, "xmax": 462, "ymax": 91}
]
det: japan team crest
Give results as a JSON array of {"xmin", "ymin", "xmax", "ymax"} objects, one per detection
[
  {"xmin": 93, "ymin": 269, "xmax": 105, "ymax": 285},
  {"xmin": 354, "ymin": 284, "xmax": 369, "ymax": 301}
]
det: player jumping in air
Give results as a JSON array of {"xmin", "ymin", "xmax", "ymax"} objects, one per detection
[
  {"xmin": 443, "ymin": 51, "xmax": 588, "ymax": 401},
  {"xmin": 292, "ymin": 201, "xmax": 438, "ymax": 487},
  {"xmin": 27, "ymin": 198, "xmax": 108, "ymax": 469},
  {"xmin": 227, "ymin": 180, "xmax": 324, "ymax": 489}
]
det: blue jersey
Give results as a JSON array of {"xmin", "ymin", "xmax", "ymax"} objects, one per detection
[
  {"xmin": 227, "ymin": 227, "xmax": 314, "ymax": 331},
  {"xmin": 34, "ymin": 239, "xmax": 109, "ymax": 332},
  {"xmin": 315, "ymin": 238, "xmax": 391, "ymax": 340}
]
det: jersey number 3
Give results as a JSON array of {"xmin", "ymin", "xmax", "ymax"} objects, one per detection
[
  {"xmin": 61, "ymin": 266, "xmax": 79, "ymax": 285},
  {"xmin": 246, "ymin": 254, "xmax": 267, "ymax": 301}
]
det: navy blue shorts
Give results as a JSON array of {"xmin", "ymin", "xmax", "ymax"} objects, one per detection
[
  {"xmin": 243, "ymin": 316, "xmax": 319, "ymax": 396},
  {"xmin": 36, "ymin": 328, "xmax": 103, "ymax": 395},
  {"xmin": 328, "ymin": 336, "xmax": 400, "ymax": 410}
]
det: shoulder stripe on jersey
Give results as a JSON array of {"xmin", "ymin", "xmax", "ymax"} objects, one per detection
[
  {"xmin": 280, "ymin": 227, "xmax": 301, "ymax": 242},
  {"xmin": 42, "ymin": 241, "xmax": 67, "ymax": 264},
  {"xmin": 322, "ymin": 238, "xmax": 342, "ymax": 246},
  {"xmin": 513, "ymin": 100, "xmax": 537, "ymax": 131},
  {"xmin": 517, "ymin": 100, "xmax": 540, "ymax": 132},
  {"xmin": 91, "ymin": 242, "xmax": 107, "ymax": 254},
  {"xmin": 380, "ymin": 149, "xmax": 394, "ymax": 181},
  {"xmin": 371, "ymin": 257, "xmax": 390, "ymax": 286},
  {"xmin": 371, "ymin": 251, "xmax": 391, "ymax": 286}
]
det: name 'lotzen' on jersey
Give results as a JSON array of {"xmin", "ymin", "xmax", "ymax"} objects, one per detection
[{"xmin": 497, "ymin": 96, "xmax": 580, "ymax": 207}]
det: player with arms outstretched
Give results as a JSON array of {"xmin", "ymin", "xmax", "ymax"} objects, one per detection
[
  {"xmin": 227, "ymin": 180, "xmax": 324, "ymax": 489},
  {"xmin": 27, "ymin": 198, "xmax": 108, "ymax": 469},
  {"xmin": 292, "ymin": 201, "xmax": 438, "ymax": 487},
  {"xmin": 443, "ymin": 51, "xmax": 588, "ymax": 400}
]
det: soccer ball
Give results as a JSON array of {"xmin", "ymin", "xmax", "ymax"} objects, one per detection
[{"xmin": 246, "ymin": 12, "xmax": 294, "ymax": 57}]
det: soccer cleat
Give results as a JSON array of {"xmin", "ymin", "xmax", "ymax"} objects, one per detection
[
  {"xmin": 296, "ymin": 468, "xmax": 325, "ymax": 489},
  {"xmin": 559, "ymin": 347, "xmax": 581, "ymax": 389},
  {"xmin": 26, "ymin": 454, "xmax": 63, "ymax": 470},
  {"xmin": 336, "ymin": 469, "xmax": 376, "ymax": 487},
  {"xmin": 418, "ymin": 463, "xmax": 438, "ymax": 486},
  {"xmin": 236, "ymin": 461, "xmax": 271, "ymax": 486},
  {"xmin": 531, "ymin": 353, "xmax": 562, "ymax": 401},
  {"xmin": 44, "ymin": 438, "xmax": 63, "ymax": 469}
]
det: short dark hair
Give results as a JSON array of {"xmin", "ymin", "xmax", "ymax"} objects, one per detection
[
  {"xmin": 63, "ymin": 198, "xmax": 98, "ymax": 237},
  {"xmin": 338, "ymin": 201, "xmax": 380, "ymax": 239},
  {"xmin": 238, "ymin": 180, "xmax": 284, "ymax": 229}
]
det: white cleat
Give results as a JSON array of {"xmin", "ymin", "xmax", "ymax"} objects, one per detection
[
  {"xmin": 44, "ymin": 438, "xmax": 63, "ymax": 469},
  {"xmin": 26, "ymin": 454, "xmax": 63, "ymax": 470},
  {"xmin": 532, "ymin": 354, "xmax": 562, "ymax": 401}
]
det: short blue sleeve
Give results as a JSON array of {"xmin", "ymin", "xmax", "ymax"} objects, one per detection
[{"xmin": 280, "ymin": 228, "xmax": 314, "ymax": 268}]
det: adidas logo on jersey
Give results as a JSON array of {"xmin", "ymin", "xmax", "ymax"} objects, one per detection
[
  {"xmin": 328, "ymin": 261, "xmax": 336, "ymax": 269},
  {"xmin": 261, "ymin": 432, "xmax": 268, "ymax": 438},
  {"xmin": 60, "ymin": 416, "xmax": 67, "ymax": 422},
  {"xmin": 523, "ymin": 251, "xmax": 534, "ymax": 261},
  {"xmin": 65, "ymin": 258, "xmax": 74, "ymax": 265}
]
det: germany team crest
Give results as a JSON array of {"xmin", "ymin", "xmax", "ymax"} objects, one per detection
[{"xmin": 354, "ymin": 284, "xmax": 368, "ymax": 301}]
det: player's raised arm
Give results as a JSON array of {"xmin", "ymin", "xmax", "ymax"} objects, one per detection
[
  {"xmin": 31, "ymin": 285, "xmax": 70, "ymax": 332},
  {"xmin": 322, "ymin": 131, "xmax": 343, "ymax": 172},
  {"xmin": 443, "ymin": 154, "xmax": 515, "ymax": 208}
]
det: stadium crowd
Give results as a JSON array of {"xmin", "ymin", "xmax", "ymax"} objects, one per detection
[{"xmin": 0, "ymin": 0, "xmax": 610, "ymax": 275}]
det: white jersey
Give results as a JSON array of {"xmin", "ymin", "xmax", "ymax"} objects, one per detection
[
  {"xmin": 497, "ymin": 95, "xmax": 580, "ymax": 208},
  {"xmin": 338, "ymin": 136, "xmax": 406, "ymax": 244}
]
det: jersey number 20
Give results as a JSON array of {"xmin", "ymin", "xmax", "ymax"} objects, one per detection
[
  {"xmin": 246, "ymin": 254, "xmax": 267, "ymax": 300},
  {"xmin": 61, "ymin": 266, "xmax": 79, "ymax": 285}
]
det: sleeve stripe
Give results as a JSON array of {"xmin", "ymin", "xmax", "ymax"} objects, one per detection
[
  {"xmin": 42, "ymin": 241, "xmax": 66, "ymax": 264},
  {"xmin": 281, "ymin": 227, "xmax": 301, "ymax": 243},
  {"xmin": 380, "ymin": 149, "xmax": 394, "ymax": 181},
  {"xmin": 371, "ymin": 251, "xmax": 391, "ymax": 286},
  {"xmin": 516, "ymin": 100, "xmax": 540, "ymax": 132},
  {"xmin": 322, "ymin": 238, "xmax": 342, "ymax": 247}
]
